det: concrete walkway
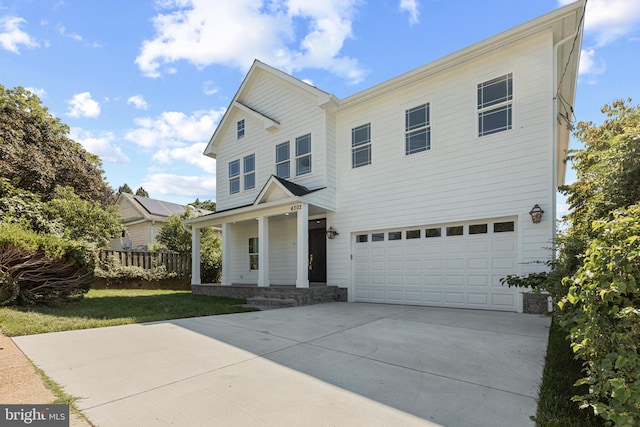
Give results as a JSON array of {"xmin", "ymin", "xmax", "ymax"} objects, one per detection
[{"xmin": 14, "ymin": 303, "xmax": 550, "ymax": 427}]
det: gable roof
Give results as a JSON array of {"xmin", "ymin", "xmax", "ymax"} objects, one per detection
[{"xmin": 203, "ymin": 60, "xmax": 338, "ymax": 159}]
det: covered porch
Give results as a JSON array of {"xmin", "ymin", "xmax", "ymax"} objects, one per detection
[{"xmin": 184, "ymin": 176, "xmax": 340, "ymax": 300}]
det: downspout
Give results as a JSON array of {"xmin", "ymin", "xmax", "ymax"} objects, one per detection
[{"xmin": 552, "ymin": 20, "xmax": 583, "ymax": 261}]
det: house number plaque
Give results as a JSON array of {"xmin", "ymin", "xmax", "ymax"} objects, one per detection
[{"xmin": 290, "ymin": 204, "xmax": 303, "ymax": 212}]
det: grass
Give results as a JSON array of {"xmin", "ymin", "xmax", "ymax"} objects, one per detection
[
  {"xmin": 0, "ymin": 289, "xmax": 255, "ymax": 337},
  {"xmin": 534, "ymin": 316, "xmax": 604, "ymax": 427}
]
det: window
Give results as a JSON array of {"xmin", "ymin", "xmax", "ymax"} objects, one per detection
[
  {"xmin": 446, "ymin": 226, "xmax": 464, "ymax": 236},
  {"xmin": 406, "ymin": 230, "xmax": 421, "ymax": 239},
  {"xmin": 356, "ymin": 234, "xmax": 368, "ymax": 243},
  {"xmin": 352, "ymin": 123, "xmax": 371, "ymax": 168},
  {"xmin": 229, "ymin": 160, "xmax": 240, "ymax": 194},
  {"xmin": 243, "ymin": 154, "xmax": 255, "ymax": 190},
  {"xmin": 237, "ymin": 119, "xmax": 245, "ymax": 140},
  {"xmin": 469, "ymin": 224, "xmax": 488, "ymax": 235},
  {"xmin": 388, "ymin": 231, "xmax": 402, "ymax": 240},
  {"xmin": 494, "ymin": 221, "xmax": 515, "ymax": 232},
  {"xmin": 249, "ymin": 237, "xmax": 258, "ymax": 270},
  {"xmin": 425, "ymin": 228, "xmax": 441, "ymax": 238},
  {"xmin": 371, "ymin": 233, "xmax": 384, "ymax": 242},
  {"xmin": 478, "ymin": 73, "xmax": 513, "ymax": 137},
  {"xmin": 276, "ymin": 142, "xmax": 290, "ymax": 179},
  {"xmin": 295, "ymin": 134, "xmax": 311, "ymax": 175},
  {"xmin": 405, "ymin": 104, "xmax": 431, "ymax": 154}
]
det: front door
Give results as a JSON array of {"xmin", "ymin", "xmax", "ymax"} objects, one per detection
[{"xmin": 308, "ymin": 226, "xmax": 327, "ymax": 283}]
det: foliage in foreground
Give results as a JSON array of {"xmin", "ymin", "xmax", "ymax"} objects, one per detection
[
  {"xmin": 0, "ymin": 289, "xmax": 254, "ymax": 336},
  {"xmin": 0, "ymin": 223, "xmax": 93, "ymax": 306},
  {"xmin": 559, "ymin": 205, "xmax": 640, "ymax": 425}
]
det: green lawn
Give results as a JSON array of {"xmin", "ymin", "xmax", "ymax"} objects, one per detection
[
  {"xmin": 534, "ymin": 317, "xmax": 604, "ymax": 427},
  {"xmin": 0, "ymin": 289, "xmax": 255, "ymax": 337}
]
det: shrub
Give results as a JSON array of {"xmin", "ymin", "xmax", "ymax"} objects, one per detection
[
  {"xmin": 559, "ymin": 204, "xmax": 640, "ymax": 425},
  {"xmin": 94, "ymin": 255, "xmax": 180, "ymax": 282},
  {"xmin": 0, "ymin": 223, "xmax": 93, "ymax": 305}
]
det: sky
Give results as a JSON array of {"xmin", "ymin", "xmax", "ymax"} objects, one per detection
[{"xmin": 1, "ymin": 0, "xmax": 639, "ymax": 216}]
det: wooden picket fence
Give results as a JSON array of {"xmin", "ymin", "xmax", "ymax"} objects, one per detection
[{"xmin": 98, "ymin": 250, "xmax": 191, "ymax": 276}]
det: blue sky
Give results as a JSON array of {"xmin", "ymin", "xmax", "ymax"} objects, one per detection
[{"xmin": 1, "ymin": 0, "xmax": 639, "ymax": 215}]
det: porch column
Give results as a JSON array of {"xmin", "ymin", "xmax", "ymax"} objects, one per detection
[
  {"xmin": 191, "ymin": 227, "xmax": 201, "ymax": 285},
  {"xmin": 258, "ymin": 216, "xmax": 270, "ymax": 287},
  {"xmin": 221, "ymin": 222, "xmax": 232, "ymax": 286},
  {"xmin": 296, "ymin": 203, "xmax": 309, "ymax": 288}
]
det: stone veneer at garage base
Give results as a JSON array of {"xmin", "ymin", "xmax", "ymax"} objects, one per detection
[{"xmin": 191, "ymin": 284, "xmax": 347, "ymax": 309}]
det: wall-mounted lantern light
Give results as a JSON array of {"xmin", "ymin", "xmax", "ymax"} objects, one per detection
[
  {"xmin": 529, "ymin": 204, "xmax": 544, "ymax": 224},
  {"xmin": 326, "ymin": 226, "xmax": 339, "ymax": 239}
]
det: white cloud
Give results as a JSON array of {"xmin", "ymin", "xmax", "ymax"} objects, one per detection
[
  {"xmin": 141, "ymin": 173, "xmax": 216, "ymax": 199},
  {"xmin": 0, "ymin": 16, "xmax": 39, "ymax": 53},
  {"xmin": 57, "ymin": 25, "xmax": 83, "ymax": 42},
  {"xmin": 578, "ymin": 48, "xmax": 606, "ymax": 78},
  {"xmin": 136, "ymin": 0, "xmax": 365, "ymax": 84},
  {"xmin": 125, "ymin": 108, "xmax": 224, "ymax": 149},
  {"xmin": 399, "ymin": 0, "xmax": 419, "ymax": 25},
  {"xmin": 127, "ymin": 95, "xmax": 149, "ymax": 110},
  {"xmin": 69, "ymin": 128, "xmax": 130, "ymax": 164},
  {"xmin": 203, "ymin": 81, "xmax": 218, "ymax": 96},
  {"xmin": 153, "ymin": 142, "xmax": 215, "ymax": 173},
  {"xmin": 25, "ymin": 87, "xmax": 46, "ymax": 98},
  {"xmin": 66, "ymin": 92, "xmax": 101, "ymax": 118}
]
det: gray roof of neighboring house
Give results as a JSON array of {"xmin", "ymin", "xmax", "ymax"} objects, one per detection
[{"xmin": 133, "ymin": 195, "xmax": 188, "ymax": 217}]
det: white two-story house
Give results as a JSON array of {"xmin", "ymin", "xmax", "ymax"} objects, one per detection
[{"xmin": 185, "ymin": 1, "xmax": 585, "ymax": 312}]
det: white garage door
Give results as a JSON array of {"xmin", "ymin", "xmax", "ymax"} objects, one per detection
[{"xmin": 353, "ymin": 220, "xmax": 518, "ymax": 311}]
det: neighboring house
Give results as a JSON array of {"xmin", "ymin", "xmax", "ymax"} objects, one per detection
[
  {"xmin": 185, "ymin": 2, "xmax": 585, "ymax": 312},
  {"xmin": 110, "ymin": 193, "xmax": 211, "ymax": 251}
]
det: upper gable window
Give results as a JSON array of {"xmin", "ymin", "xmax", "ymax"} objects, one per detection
[
  {"xmin": 229, "ymin": 159, "xmax": 240, "ymax": 194},
  {"xmin": 352, "ymin": 123, "xmax": 371, "ymax": 168},
  {"xmin": 276, "ymin": 142, "xmax": 290, "ymax": 179},
  {"xmin": 237, "ymin": 119, "xmax": 245, "ymax": 140},
  {"xmin": 405, "ymin": 104, "xmax": 430, "ymax": 155},
  {"xmin": 477, "ymin": 73, "xmax": 513, "ymax": 137},
  {"xmin": 244, "ymin": 154, "xmax": 255, "ymax": 190},
  {"xmin": 295, "ymin": 133, "xmax": 311, "ymax": 176}
]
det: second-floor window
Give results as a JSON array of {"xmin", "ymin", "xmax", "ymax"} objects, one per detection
[
  {"xmin": 244, "ymin": 154, "xmax": 255, "ymax": 190},
  {"xmin": 229, "ymin": 159, "xmax": 240, "ymax": 194},
  {"xmin": 405, "ymin": 103, "xmax": 430, "ymax": 155},
  {"xmin": 478, "ymin": 73, "xmax": 513, "ymax": 137},
  {"xmin": 352, "ymin": 123, "xmax": 371, "ymax": 168},
  {"xmin": 276, "ymin": 142, "xmax": 290, "ymax": 179},
  {"xmin": 295, "ymin": 133, "xmax": 311, "ymax": 176},
  {"xmin": 237, "ymin": 119, "xmax": 245, "ymax": 139}
]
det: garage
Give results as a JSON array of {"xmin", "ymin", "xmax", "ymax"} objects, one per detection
[{"xmin": 353, "ymin": 219, "xmax": 519, "ymax": 311}]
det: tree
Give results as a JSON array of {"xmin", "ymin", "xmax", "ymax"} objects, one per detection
[
  {"xmin": 0, "ymin": 85, "xmax": 114, "ymax": 205},
  {"xmin": 135, "ymin": 187, "xmax": 149, "ymax": 197},
  {"xmin": 118, "ymin": 183, "xmax": 133, "ymax": 194},
  {"xmin": 559, "ymin": 99, "xmax": 640, "ymax": 270},
  {"xmin": 191, "ymin": 198, "xmax": 216, "ymax": 212}
]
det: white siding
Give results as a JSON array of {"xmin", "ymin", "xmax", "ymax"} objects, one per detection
[
  {"xmin": 329, "ymin": 32, "xmax": 555, "ymax": 288},
  {"xmin": 215, "ymin": 72, "xmax": 335, "ymax": 211}
]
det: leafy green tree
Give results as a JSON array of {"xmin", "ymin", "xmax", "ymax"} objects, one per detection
[
  {"xmin": 0, "ymin": 85, "xmax": 114, "ymax": 205},
  {"xmin": 559, "ymin": 99, "xmax": 640, "ymax": 269},
  {"xmin": 135, "ymin": 187, "xmax": 149, "ymax": 197},
  {"xmin": 191, "ymin": 198, "xmax": 216, "ymax": 212},
  {"xmin": 118, "ymin": 183, "xmax": 133, "ymax": 194}
]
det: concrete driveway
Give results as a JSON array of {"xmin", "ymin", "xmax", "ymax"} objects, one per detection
[{"xmin": 14, "ymin": 303, "xmax": 550, "ymax": 427}]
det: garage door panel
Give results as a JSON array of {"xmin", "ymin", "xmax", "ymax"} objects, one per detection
[{"xmin": 353, "ymin": 221, "xmax": 518, "ymax": 311}]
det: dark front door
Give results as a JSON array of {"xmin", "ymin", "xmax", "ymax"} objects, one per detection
[{"xmin": 308, "ymin": 227, "xmax": 327, "ymax": 283}]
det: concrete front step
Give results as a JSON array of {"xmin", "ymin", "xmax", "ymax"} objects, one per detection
[{"xmin": 245, "ymin": 297, "xmax": 297, "ymax": 310}]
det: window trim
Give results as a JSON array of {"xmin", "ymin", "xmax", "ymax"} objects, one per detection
[
  {"xmin": 477, "ymin": 73, "xmax": 513, "ymax": 137},
  {"xmin": 295, "ymin": 133, "xmax": 312, "ymax": 176},
  {"xmin": 237, "ymin": 119, "xmax": 245, "ymax": 140},
  {"xmin": 352, "ymin": 123, "xmax": 372, "ymax": 168},
  {"xmin": 405, "ymin": 103, "xmax": 431, "ymax": 155},
  {"xmin": 243, "ymin": 154, "xmax": 255, "ymax": 190},
  {"xmin": 229, "ymin": 159, "xmax": 240, "ymax": 194},
  {"xmin": 275, "ymin": 141, "xmax": 290, "ymax": 179}
]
